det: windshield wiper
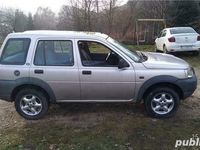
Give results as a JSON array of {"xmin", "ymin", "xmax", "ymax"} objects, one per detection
[{"xmin": 138, "ymin": 52, "xmax": 148, "ymax": 62}]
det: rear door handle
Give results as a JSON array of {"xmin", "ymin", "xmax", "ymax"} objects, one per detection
[
  {"xmin": 34, "ymin": 69, "xmax": 44, "ymax": 74},
  {"xmin": 82, "ymin": 70, "xmax": 92, "ymax": 75}
]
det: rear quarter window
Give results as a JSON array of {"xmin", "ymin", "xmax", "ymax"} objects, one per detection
[
  {"xmin": 0, "ymin": 38, "xmax": 30, "ymax": 65},
  {"xmin": 170, "ymin": 28, "xmax": 196, "ymax": 34}
]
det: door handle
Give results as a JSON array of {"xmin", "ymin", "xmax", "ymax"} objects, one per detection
[
  {"xmin": 34, "ymin": 69, "xmax": 44, "ymax": 74},
  {"xmin": 82, "ymin": 70, "xmax": 92, "ymax": 75}
]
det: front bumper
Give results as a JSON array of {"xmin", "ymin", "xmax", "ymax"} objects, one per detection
[{"xmin": 176, "ymin": 74, "xmax": 197, "ymax": 99}]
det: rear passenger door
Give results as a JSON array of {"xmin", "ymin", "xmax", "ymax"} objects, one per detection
[{"xmin": 30, "ymin": 38, "xmax": 80, "ymax": 101}]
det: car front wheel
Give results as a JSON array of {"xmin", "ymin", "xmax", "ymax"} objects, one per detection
[
  {"xmin": 15, "ymin": 88, "xmax": 49, "ymax": 120},
  {"xmin": 144, "ymin": 87, "xmax": 180, "ymax": 118}
]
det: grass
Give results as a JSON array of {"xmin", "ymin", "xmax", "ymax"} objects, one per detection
[
  {"xmin": 127, "ymin": 45, "xmax": 155, "ymax": 52},
  {"xmin": 0, "ymin": 44, "xmax": 200, "ymax": 150},
  {"xmin": 1, "ymin": 111, "xmax": 200, "ymax": 150}
]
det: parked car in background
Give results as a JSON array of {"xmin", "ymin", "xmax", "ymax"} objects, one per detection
[
  {"xmin": 155, "ymin": 27, "xmax": 200, "ymax": 55},
  {"xmin": 0, "ymin": 31, "xmax": 197, "ymax": 120}
]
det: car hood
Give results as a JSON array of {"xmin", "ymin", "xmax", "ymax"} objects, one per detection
[{"xmin": 141, "ymin": 52, "xmax": 189, "ymax": 69}]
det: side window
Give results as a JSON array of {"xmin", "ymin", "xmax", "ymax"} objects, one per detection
[
  {"xmin": 88, "ymin": 42, "xmax": 110, "ymax": 54},
  {"xmin": 78, "ymin": 41, "xmax": 120, "ymax": 67},
  {"xmin": 161, "ymin": 30, "xmax": 167, "ymax": 37},
  {"xmin": 1, "ymin": 38, "xmax": 30, "ymax": 65},
  {"xmin": 34, "ymin": 40, "xmax": 73, "ymax": 66},
  {"xmin": 158, "ymin": 31, "xmax": 163, "ymax": 38}
]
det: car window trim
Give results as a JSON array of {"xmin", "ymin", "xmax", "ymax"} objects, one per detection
[
  {"xmin": 0, "ymin": 38, "xmax": 31, "ymax": 65},
  {"xmin": 161, "ymin": 30, "xmax": 166, "ymax": 37},
  {"xmin": 77, "ymin": 40, "xmax": 129, "ymax": 68},
  {"xmin": 33, "ymin": 40, "xmax": 74, "ymax": 66}
]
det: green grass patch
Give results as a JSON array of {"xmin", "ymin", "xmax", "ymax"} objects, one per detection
[
  {"xmin": 127, "ymin": 45, "xmax": 155, "ymax": 52},
  {"xmin": 1, "ymin": 117, "xmax": 200, "ymax": 150}
]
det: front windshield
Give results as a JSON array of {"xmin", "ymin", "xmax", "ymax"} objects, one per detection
[{"xmin": 107, "ymin": 37, "xmax": 141, "ymax": 62}]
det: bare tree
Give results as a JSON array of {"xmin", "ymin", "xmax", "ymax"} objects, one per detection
[
  {"xmin": 57, "ymin": 5, "xmax": 74, "ymax": 30},
  {"xmin": 27, "ymin": 13, "xmax": 34, "ymax": 30},
  {"xmin": 101, "ymin": 0, "xmax": 119, "ymax": 34},
  {"xmin": 69, "ymin": 0, "xmax": 97, "ymax": 31},
  {"xmin": 0, "ymin": 8, "xmax": 15, "ymax": 31},
  {"xmin": 0, "ymin": 8, "xmax": 15, "ymax": 42},
  {"xmin": 13, "ymin": 9, "xmax": 27, "ymax": 32},
  {"xmin": 140, "ymin": 0, "xmax": 168, "ymax": 19},
  {"xmin": 33, "ymin": 7, "xmax": 57, "ymax": 30},
  {"xmin": 71, "ymin": 0, "xmax": 86, "ymax": 30}
]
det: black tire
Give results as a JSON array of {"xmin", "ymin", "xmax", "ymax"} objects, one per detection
[
  {"xmin": 163, "ymin": 45, "xmax": 168, "ymax": 54},
  {"xmin": 155, "ymin": 49, "xmax": 162, "ymax": 53},
  {"xmin": 192, "ymin": 51, "xmax": 199, "ymax": 56},
  {"xmin": 15, "ymin": 88, "xmax": 49, "ymax": 120},
  {"xmin": 144, "ymin": 87, "xmax": 180, "ymax": 118},
  {"xmin": 155, "ymin": 44, "xmax": 160, "ymax": 53}
]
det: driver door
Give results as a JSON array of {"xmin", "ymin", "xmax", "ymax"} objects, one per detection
[{"xmin": 76, "ymin": 39, "xmax": 135, "ymax": 101}]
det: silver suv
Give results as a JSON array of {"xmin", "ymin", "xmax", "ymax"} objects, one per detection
[{"xmin": 0, "ymin": 31, "xmax": 197, "ymax": 120}]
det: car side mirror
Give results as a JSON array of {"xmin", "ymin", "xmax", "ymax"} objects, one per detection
[{"xmin": 118, "ymin": 59, "xmax": 129, "ymax": 69}]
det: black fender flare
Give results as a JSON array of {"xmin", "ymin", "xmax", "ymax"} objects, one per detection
[
  {"xmin": 136, "ymin": 75, "xmax": 181, "ymax": 102},
  {"xmin": 12, "ymin": 77, "xmax": 56, "ymax": 103}
]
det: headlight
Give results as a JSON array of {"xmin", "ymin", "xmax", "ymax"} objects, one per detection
[{"xmin": 185, "ymin": 67, "xmax": 194, "ymax": 78}]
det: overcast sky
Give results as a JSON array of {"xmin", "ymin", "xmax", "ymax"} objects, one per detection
[
  {"xmin": 0, "ymin": 0, "xmax": 128, "ymax": 15},
  {"xmin": 0, "ymin": 0, "xmax": 71, "ymax": 14}
]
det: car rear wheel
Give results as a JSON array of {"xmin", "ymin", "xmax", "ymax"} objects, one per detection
[
  {"xmin": 155, "ymin": 44, "xmax": 160, "ymax": 52},
  {"xmin": 163, "ymin": 45, "xmax": 168, "ymax": 53},
  {"xmin": 15, "ymin": 88, "xmax": 49, "ymax": 120},
  {"xmin": 144, "ymin": 87, "xmax": 180, "ymax": 118}
]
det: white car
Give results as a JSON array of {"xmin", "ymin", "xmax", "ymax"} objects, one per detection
[{"xmin": 155, "ymin": 27, "xmax": 200, "ymax": 55}]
